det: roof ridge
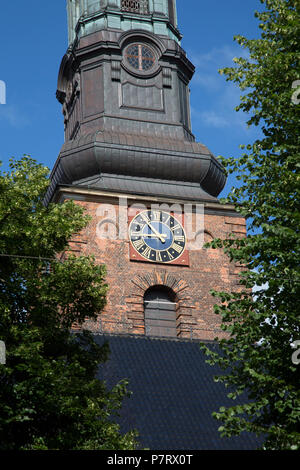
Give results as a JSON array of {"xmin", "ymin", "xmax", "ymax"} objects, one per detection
[{"xmin": 93, "ymin": 332, "xmax": 217, "ymax": 345}]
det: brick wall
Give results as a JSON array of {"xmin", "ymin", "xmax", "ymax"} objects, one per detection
[{"xmin": 64, "ymin": 193, "xmax": 246, "ymax": 341}]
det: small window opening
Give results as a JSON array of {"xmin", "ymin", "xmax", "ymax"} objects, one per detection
[{"xmin": 144, "ymin": 286, "xmax": 177, "ymax": 338}]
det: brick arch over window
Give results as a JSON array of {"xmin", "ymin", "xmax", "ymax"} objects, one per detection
[{"xmin": 127, "ymin": 270, "xmax": 198, "ymax": 338}]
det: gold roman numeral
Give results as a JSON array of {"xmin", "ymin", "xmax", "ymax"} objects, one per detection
[
  {"xmin": 163, "ymin": 214, "xmax": 171, "ymax": 225},
  {"xmin": 171, "ymin": 223, "xmax": 181, "ymax": 232},
  {"xmin": 174, "ymin": 235, "xmax": 185, "ymax": 243},
  {"xmin": 142, "ymin": 246, "xmax": 152, "ymax": 259},
  {"xmin": 152, "ymin": 211, "xmax": 161, "ymax": 222},
  {"xmin": 172, "ymin": 242, "xmax": 184, "ymax": 254},
  {"xmin": 133, "ymin": 238, "xmax": 145, "ymax": 250},
  {"xmin": 131, "ymin": 231, "xmax": 143, "ymax": 237}
]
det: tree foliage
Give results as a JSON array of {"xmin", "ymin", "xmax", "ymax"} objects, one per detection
[
  {"xmin": 0, "ymin": 156, "xmax": 138, "ymax": 450},
  {"xmin": 201, "ymin": 0, "xmax": 300, "ymax": 450}
]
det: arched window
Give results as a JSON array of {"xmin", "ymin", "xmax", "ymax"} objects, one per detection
[
  {"xmin": 144, "ymin": 286, "xmax": 177, "ymax": 337},
  {"xmin": 125, "ymin": 44, "xmax": 156, "ymax": 72},
  {"xmin": 121, "ymin": 0, "xmax": 149, "ymax": 15}
]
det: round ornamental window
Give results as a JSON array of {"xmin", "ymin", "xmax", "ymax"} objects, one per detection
[{"xmin": 125, "ymin": 44, "xmax": 156, "ymax": 72}]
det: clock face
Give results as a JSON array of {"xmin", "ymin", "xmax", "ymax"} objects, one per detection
[{"xmin": 129, "ymin": 210, "xmax": 186, "ymax": 264}]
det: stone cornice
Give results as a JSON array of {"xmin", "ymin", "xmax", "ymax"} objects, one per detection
[{"xmin": 51, "ymin": 185, "xmax": 239, "ymax": 216}]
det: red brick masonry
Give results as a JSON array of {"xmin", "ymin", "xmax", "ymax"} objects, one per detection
[{"xmin": 59, "ymin": 188, "xmax": 246, "ymax": 341}]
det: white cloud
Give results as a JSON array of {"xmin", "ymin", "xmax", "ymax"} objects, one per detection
[
  {"xmin": 191, "ymin": 84, "xmax": 248, "ymax": 130},
  {"xmin": 191, "ymin": 45, "xmax": 248, "ymax": 91},
  {"xmin": 191, "ymin": 108, "xmax": 230, "ymax": 129},
  {"xmin": 189, "ymin": 44, "xmax": 251, "ymax": 131},
  {"xmin": 0, "ymin": 104, "xmax": 30, "ymax": 129}
]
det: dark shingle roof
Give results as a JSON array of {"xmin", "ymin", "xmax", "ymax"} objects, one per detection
[
  {"xmin": 45, "ymin": 129, "xmax": 227, "ymax": 205},
  {"xmin": 95, "ymin": 334, "xmax": 261, "ymax": 450}
]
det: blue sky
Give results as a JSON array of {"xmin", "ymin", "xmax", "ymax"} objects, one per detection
[{"xmin": 0, "ymin": 0, "xmax": 263, "ymax": 197}]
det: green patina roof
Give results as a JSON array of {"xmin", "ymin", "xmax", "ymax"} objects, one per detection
[{"xmin": 66, "ymin": 0, "xmax": 180, "ymax": 45}]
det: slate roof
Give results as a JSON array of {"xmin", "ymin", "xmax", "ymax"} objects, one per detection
[
  {"xmin": 45, "ymin": 130, "xmax": 226, "ymax": 206},
  {"xmin": 95, "ymin": 334, "xmax": 262, "ymax": 450}
]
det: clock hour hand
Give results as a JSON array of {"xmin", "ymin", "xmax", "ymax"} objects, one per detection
[{"xmin": 144, "ymin": 233, "xmax": 167, "ymax": 241}]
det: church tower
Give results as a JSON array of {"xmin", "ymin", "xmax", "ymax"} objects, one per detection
[{"xmin": 46, "ymin": 0, "xmax": 246, "ymax": 340}]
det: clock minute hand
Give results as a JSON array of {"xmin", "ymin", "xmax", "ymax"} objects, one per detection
[{"xmin": 141, "ymin": 215, "xmax": 166, "ymax": 244}]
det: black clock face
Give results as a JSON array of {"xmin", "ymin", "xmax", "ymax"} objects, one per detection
[{"xmin": 129, "ymin": 210, "xmax": 186, "ymax": 263}]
